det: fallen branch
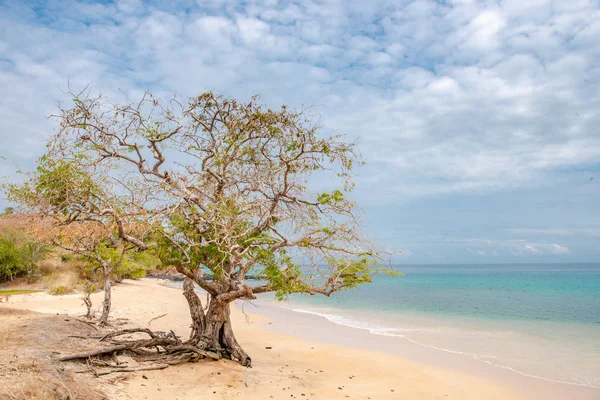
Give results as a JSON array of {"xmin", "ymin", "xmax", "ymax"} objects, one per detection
[
  {"xmin": 68, "ymin": 335, "xmax": 98, "ymax": 340},
  {"xmin": 163, "ymin": 344, "xmax": 221, "ymax": 361},
  {"xmin": 100, "ymin": 328, "xmax": 156, "ymax": 342},
  {"xmin": 59, "ymin": 328, "xmax": 221, "ymax": 365},
  {"xmin": 148, "ymin": 313, "xmax": 167, "ymax": 326},
  {"xmin": 90, "ymin": 359, "xmax": 127, "ymax": 368},
  {"xmin": 59, "ymin": 344, "xmax": 134, "ymax": 361},
  {"xmin": 76, "ymin": 364, "xmax": 169, "ymax": 376},
  {"xmin": 73, "ymin": 317, "xmax": 100, "ymax": 331}
]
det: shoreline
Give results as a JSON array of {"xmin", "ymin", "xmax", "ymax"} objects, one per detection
[
  {"xmin": 246, "ymin": 299, "xmax": 600, "ymax": 400},
  {"xmin": 2, "ymin": 278, "xmax": 598, "ymax": 399},
  {"xmin": 256, "ymin": 301, "xmax": 600, "ymax": 388}
]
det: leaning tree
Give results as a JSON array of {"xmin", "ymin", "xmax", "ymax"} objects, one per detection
[
  {"xmin": 6, "ymin": 156, "xmax": 152, "ymax": 325},
  {"xmin": 28, "ymin": 90, "xmax": 393, "ymax": 367}
]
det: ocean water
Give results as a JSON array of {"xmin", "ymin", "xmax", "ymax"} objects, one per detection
[{"xmin": 271, "ymin": 263, "xmax": 600, "ymax": 388}]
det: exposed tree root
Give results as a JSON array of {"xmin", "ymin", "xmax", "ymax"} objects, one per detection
[
  {"xmin": 98, "ymin": 328, "xmax": 161, "ymax": 342},
  {"xmin": 75, "ymin": 363, "xmax": 170, "ymax": 376},
  {"xmin": 73, "ymin": 317, "xmax": 100, "ymax": 331},
  {"xmin": 59, "ymin": 280, "xmax": 254, "ymax": 374},
  {"xmin": 58, "ymin": 327, "xmax": 226, "ymax": 376}
]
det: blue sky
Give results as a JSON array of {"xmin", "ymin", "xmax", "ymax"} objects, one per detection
[{"xmin": 0, "ymin": 0, "xmax": 599, "ymax": 263}]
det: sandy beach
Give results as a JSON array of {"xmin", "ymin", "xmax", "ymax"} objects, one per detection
[{"xmin": 2, "ymin": 278, "xmax": 598, "ymax": 400}]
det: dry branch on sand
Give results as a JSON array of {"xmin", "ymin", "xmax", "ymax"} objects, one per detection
[{"xmin": 58, "ymin": 327, "xmax": 223, "ymax": 376}]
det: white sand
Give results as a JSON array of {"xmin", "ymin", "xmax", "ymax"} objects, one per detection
[{"xmin": 3, "ymin": 278, "xmax": 592, "ymax": 399}]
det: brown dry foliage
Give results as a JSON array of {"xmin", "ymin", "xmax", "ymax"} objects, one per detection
[
  {"xmin": 0, "ymin": 214, "xmax": 35, "ymax": 231},
  {"xmin": 0, "ymin": 214, "xmax": 83, "ymax": 292}
]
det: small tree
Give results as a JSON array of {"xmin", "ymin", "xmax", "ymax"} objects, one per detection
[
  {"xmin": 14, "ymin": 90, "xmax": 394, "ymax": 367},
  {"xmin": 80, "ymin": 280, "xmax": 98, "ymax": 319},
  {"xmin": 2, "ymin": 207, "xmax": 15, "ymax": 216},
  {"xmin": 6, "ymin": 157, "xmax": 150, "ymax": 325}
]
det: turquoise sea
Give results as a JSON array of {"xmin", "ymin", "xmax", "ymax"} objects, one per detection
[{"xmin": 274, "ymin": 263, "xmax": 600, "ymax": 388}]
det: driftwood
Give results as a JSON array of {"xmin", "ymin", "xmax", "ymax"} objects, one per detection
[
  {"xmin": 148, "ymin": 313, "xmax": 167, "ymax": 326},
  {"xmin": 76, "ymin": 364, "xmax": 169, "ymax": 376},
  {"xmin": 58, "ymin": 327, "xmax": 222, "ymax": 375},
  {"xmin": 99, "ymin": 328, "xmax": 158, "ymax": 342},
  {"xmin": 60, "ymin": 343, "xmax": 143, "ymax": 362},
  {"xmin": 73, "ymin": 317, "xmax": 100, "ymax": 331}
]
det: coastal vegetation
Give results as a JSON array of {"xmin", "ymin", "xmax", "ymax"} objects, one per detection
[
  {"xmin": 5, "ymin": 90, "xmax": 392, "ymax": 371},
  {"xmin": 0, "ymin": 215, "xmax": 159, "ymax": 309},
  {"xmin": 0, "ymin": 226, "xmax": 47, "ymax": 284}
]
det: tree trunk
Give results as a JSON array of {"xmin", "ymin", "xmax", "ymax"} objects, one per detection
[
  {"xmin": 183, "ymin": 278, "xmax": 205, "ymax": 341},
  {"xmin": 83, "ymin": 292, "xmax": 93, "ymax": 319},
  {"xmin": 182, "ymin": 284, "xmax": 251, "ymax": 367},
  {"xmin": 99, "ymin": 265, "xmax": 111, "ymax": 325}
]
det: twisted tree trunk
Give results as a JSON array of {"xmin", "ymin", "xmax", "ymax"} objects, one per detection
[
  {"xmin": 183, "ymin": 278, "xmax": 205, "ymax": 340},
  {"xmin": 182, "ymin": 278, "xmax": 251, "ymax": 367},
  {"xmin": 83, "ymin": 291, "xmax": 93, "ymax": 318}
]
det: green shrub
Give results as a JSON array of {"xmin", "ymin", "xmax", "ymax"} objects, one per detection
[
  {"xmin": 0, "ymin": 232, "xmax": 48, "ymax": 283},
  {"xmin": 49, "ymin": 285, "xmax": 75, "ymax": 295},
  {"xmin": 114, "ymin": 261, "xmax": 147, "ymax": 280},
  {"xmin": 119, "ymin": 250, "xmax": 162, "ymax": 280},
  {"xmin": 0, "ymin": 237, "xmax": 32, "ymax": 283}
]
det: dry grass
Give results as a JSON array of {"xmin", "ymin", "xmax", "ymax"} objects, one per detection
[
  {"xmin": 0, "ymin": 355, "xmax": 101, "ymax": 400},
  {"xmin": 38, "ymin": 257, "xmax": 66, "ymax": 276},
  {"xmin": 45, "ymin": 272, "xmax": 79, "ymax": 295},
  {"xmin": 0, "ymin": 308, "xmax": 107, "ymax": 400},
  {"xmin": 36, "ymin": 254, "xmax": 80, "ymax": 295},
  {"xmin": 0, "ymin": 256, "xmax": 79, "ymax": 295}
]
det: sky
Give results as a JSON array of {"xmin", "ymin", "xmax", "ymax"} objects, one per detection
[{"xmin": 0, "ymin": 0, "xmax": 599, "ymax": 264}]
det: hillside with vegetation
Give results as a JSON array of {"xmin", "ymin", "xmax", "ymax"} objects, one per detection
[{"xmin": 0, "ymin": 212, "xmax": 159, "ymax": 298}]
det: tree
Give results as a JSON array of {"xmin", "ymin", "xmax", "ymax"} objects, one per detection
[
  {"xmin": 6, "ymin": 156, "xmax": 151, "ymax": 325},
  {"xmin": 2, "ymin": 207, "xmax": 15, "ymax": 215},
  {"xmin": 14, "ymin": 90, "xmax": 393, "ymax": 367}
]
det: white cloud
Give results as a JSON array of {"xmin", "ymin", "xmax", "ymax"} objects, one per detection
[
  {"xmin": 547, "ymin": 243, "xmax": 570, "ymax": 255},
  {"xmin": 460, "ymin": 238, "xmax": 570, "ymax": 256},
  {"xmin": 461, "ymin": 10, "xmax": 507, "ymax": 51},
  {"xmin": 0, "ymin": 0, "xmax": 599, "ymax": 208},
  {"xmin": 507, "ymin": 228, "xmax": 575, "ymax": 236},
  {"xmin": 467, "ymin": 248, "xmax": 488, "ymax": 256},
  {"xmin": 368, "ymin": 52, "xmax": 393, "ymax": 66},
  {"xmin": 237, "ymin": 17, "xmax": 270, "ymax": 44},
  {"xmin": 507, "ymin": 227, "xmax": 600, "ymax": 237}
]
